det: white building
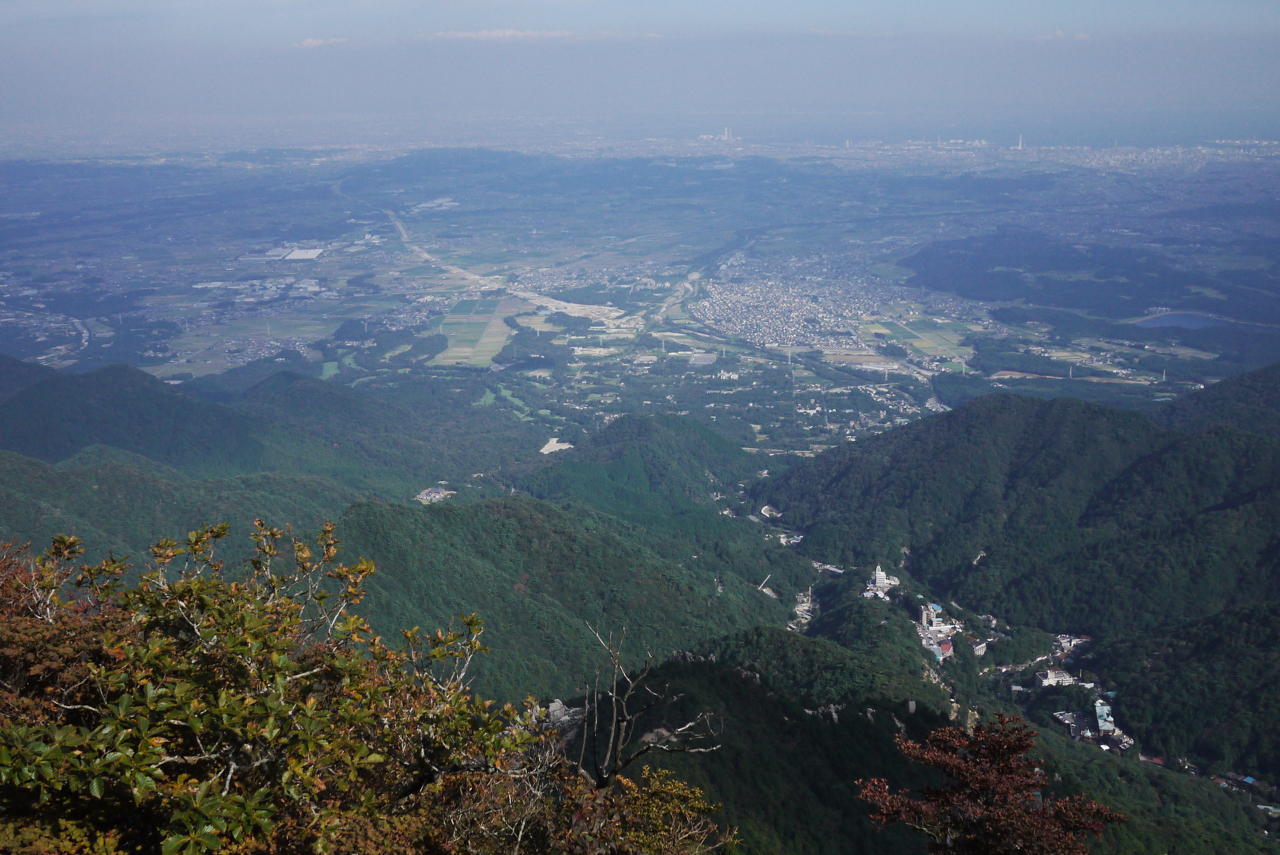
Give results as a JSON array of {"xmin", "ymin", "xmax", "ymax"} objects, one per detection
[
  {"xmin": 861, "ymin": 564, "xmax": 900, "ymax": 599},
  {"xmin": 1036, "ymin": 668, "xmax": 1077, "ymax": 688},
  {"xmin": 920, "ymin": 604, "xmax": 963, "ymax": 635}
]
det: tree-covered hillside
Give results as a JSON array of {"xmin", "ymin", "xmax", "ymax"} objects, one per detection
[
  {"xmin": 0, "ymin": 446, "xmax": 357, "ymax": 560},
  {"xmin": 630, "ymin": 658, "xmax": 942, "ymax": 855},
  {"xmin": 1153, "ymin": 360, "xmax": 1280, "ymax": 437},
  {"xmin": 0, "ymin": 358, "xmax": 548, "ymax": 499},
  {"xmin": 755, "ymin": 369, "xmax": 1280, "ymax": 786},
  {"xmin": 0, "ymin": 363, "xmax": 267, "ymax": 476},
  {"xmin": 336, "ymin": 497, "xmax": 791, "ymax": 701},
  {"xmin": 5, "ymin": 346, "xmax": 1280, "ymax": 851},
  {"xmin": 0, "ymin": 523, "xmax": 735, "ymax": 855},
  {"xmin": 519, "ymin": 413, "xmax": 814, "ymax": 605},
  {"xmin": 0, "ymin": 353, "xmax": 56, "ymax": 402},
  {"xmin": 240, "ymin": 371, "xmax": 545, "ymax": 496},
  {"xmin": 759, "ymin": 393, "xmax": 1280, "ymax": 638},
  {"xmin": 633, "ymin": 653, "xmax": 1276, "ymax": 855},
  {"xmin": 1097, "ymin": 604, "xmax": 1280, "ymax": 779},
  {"xmin": 520, "ymin": 413, "xmax": 763, "ymax": 516},
  {"xmin": 695, "ymin": 622, "xmax": 948, "ymax": 712}
]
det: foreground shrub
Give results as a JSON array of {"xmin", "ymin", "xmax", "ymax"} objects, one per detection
[{"xmin": 0, "ymin": 524, "xmax": 731, "ymax": 855}]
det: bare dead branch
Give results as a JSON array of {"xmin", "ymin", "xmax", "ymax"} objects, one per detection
[{"xmin": 576, "ymin": 621, "xmax": 721, "ymax": 789}]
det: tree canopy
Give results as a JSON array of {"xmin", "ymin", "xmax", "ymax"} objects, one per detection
[
  {"xmin": 858, "ymin": 715, "xmax": 1126, "ymax": 855},
  {"xmin": 0, "ymin": 525, "xmax": 732, "ymax": 855}
]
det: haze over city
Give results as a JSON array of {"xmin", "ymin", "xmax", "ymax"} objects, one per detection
[{"xmin": 3, "ymin": 0, "xmax": 1280, "ymax": 153}]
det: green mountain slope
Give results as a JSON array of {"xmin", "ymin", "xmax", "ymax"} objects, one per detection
[
  {"xmin": 335, "ymin": 497, "xmax": 790, "ymax": 702},
  {"xmin": 761, "ymin": 394, "xmax": 1157, "ymax": 557},
  {"xmin": 694, "ymin": 623, "xmax": 948, "ymax": 712},
  {"xmin": 1032, "ymin": 728, "xmax": 1274, "ymax": 855},
  {"xmin": 242, "ymin": 371, "xmax": 546, "ymax": 497},
  {"xmin": 0, "ymin": 363, "xmax": 265, "ymax": 476},
  {"xmin": 759, "ymin": 394, "xmax": 1280, "ymax": 637},
  {"xmin": 756, "ymin": 384, "xmax": 1280, "ymax": 786},
  {"xmin": 0, "ymin": 358, "xmax": 547, "ymax": 498},
  {"xmin": 634, "ymin": 655, "xmax": 1276, "ymax": 855},
  {"xmin": 519, "ymin": 413, "xmax": 814, "ymax": 604},
  {"xmin": 1098, "ymin": 604, "xmax": 1280, "ymax": 779},
  {"xmin": 182, "ymin": 349, "xmax": 322, "ymax": 401},
  {"xmin": 0, "ymin": 446, "xmax": 357, "ymax": 560},
  {"xmin": 635, "ymin": 659, "xmax": 940, "ymax": 855},
  {"xmin": 520, "ymin": 413, "xmax": 762, "ymax": 514},
  {"xmin": 0, "ymin": 353, "xmax": 56, "ymax": 402},
  {"xmin": 1153, "ymin": 361, "xmax": 1280, "ymax": 437}
]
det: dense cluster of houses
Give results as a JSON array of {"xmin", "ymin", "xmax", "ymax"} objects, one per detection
[
  {"xmin": 1032, "ymin": 637, "xmax": 1137, "ymax": 753},
  {"xmin": 917, "ymin": 602, "xmax": 965, "ymax": 661}
]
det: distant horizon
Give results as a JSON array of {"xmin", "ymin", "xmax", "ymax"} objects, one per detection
[
  {"xmin": 4, "ymin": 107, "xmax": 1280, "ymax": 160},
  {"xmin": 2, "ymin": 24, "xmax": 1278, "ymax": 158}
]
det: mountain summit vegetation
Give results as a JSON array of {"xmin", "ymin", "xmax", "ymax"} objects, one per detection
[{"xmin": 0, "ymin": 526, "xmax": 733, "ymax": 855}]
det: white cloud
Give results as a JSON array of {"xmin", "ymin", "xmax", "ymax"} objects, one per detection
[
  {"xmin": 428, "ymin": 29, "xmax": 573, "ymax": 41},
  {"xmin": 297, "ymin": 37, "xmax": 347, "ymax": 48}
]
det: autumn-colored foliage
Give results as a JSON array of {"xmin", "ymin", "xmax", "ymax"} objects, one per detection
[
  {"xmin": 858, "ymin": 714, "xmax": 1125, "ymax": 855},
  {"xmin": 0, "ymin": 525, "xmax": 733, "ymax": 855}
]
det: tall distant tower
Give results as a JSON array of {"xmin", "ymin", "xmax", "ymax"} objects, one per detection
[{"xmin": 1018, "ymin": 134, "xmax": 1023, "ymax": 151}]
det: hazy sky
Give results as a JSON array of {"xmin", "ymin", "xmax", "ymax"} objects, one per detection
[
  {"xmin": 2, "ymin": 0, "xmax": 1279, "ymax": 151},
  {"xmin": 4, "ymin": 0, "xmax": 1279, "ymax": 41}
]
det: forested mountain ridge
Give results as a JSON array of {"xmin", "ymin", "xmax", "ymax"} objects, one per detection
[
  {"xmin": 0, "ymin": 446, "xmax": 358, "ymax": 560},
  {"xmin": 0, "ymin": 352, "xmax": 57, "ymax": 402},
  {"xmin": 0, "ymin": 358, "xmax": 813, "ymax": 702},
  {"xmin": 633, "ymin": 651, "xmax": 1276, "ymax": 855},
  {"xmin": 0, "ymin": 362, "xmax": 267, "ymax": 476},
  {"xmin": 0, "ymin": 358, "xmax": 547, "ymax": 497},
  {"xmin": 181, "ymin": 348, "xmax": 323, "ymax": 401},
  {"xmin": 4, "ymin": 345, "xmax": 1280, "ymax": 850},
  {"xmin": 334, "ymin": 496, "xmax": 790, "ymax": 701},
  {"xmin": 235, "ymin": 370, "xmax": 544, "ymax": 496},
  {"xmin": 519, "ymin": 412, "xmax": 815, "ymax": 606},
  {"xmin": 1153, "ymin": 360, "xmax": 1280, "ymax": 437},
  {"xmin": 519, "ymin": 413, "xmax": 763, "ymax": 514},
  {"xmin": 760, "ymin": 393, "xmax": 1157, "ymax": 540},
  {"xmin": 692, "ymin": 624, "xmax": 948, "ymax": 712},
  {"xmin": 759, "ymin": 391, "xmax": 1280, "ymax": 638},
  {"xmin": 1096, "ymin": 604, "xmax": 1280, "ymax": 779}
]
